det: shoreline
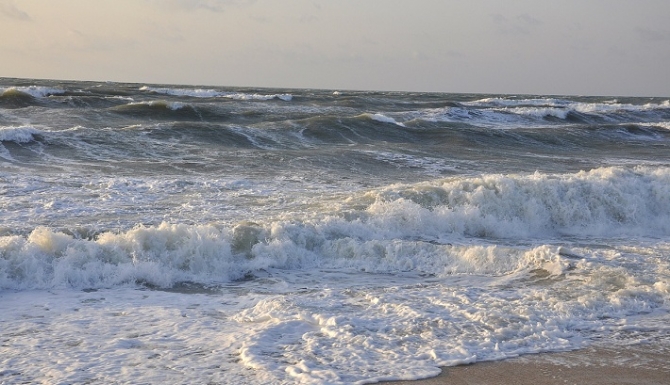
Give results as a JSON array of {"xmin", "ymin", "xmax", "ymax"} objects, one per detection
[{"xmin": 376, "ymin": 342, "xmax": 670, "ymax": 385}]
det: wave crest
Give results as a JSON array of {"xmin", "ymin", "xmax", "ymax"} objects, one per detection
[
  {"xmin": 403, "ymin": 97, "xmax": 670, "ymax": 127},
  {"xmin": 368, "ymin": 166, "xmax": 670, "ymax": 238},
  {"xmin": 140, "ymin": 86, "xmax": 293, "ymax": 101},
  {"xmin": 2, "ymin": 166, "xmax": 668, "ymax": 290},
  {"xmin": 1, "ymin": 86, "xmax": 65, "ymax": 98},
  {"xmin": 0, "ymin": 125, "xmax": 42, "ymax": 143}
]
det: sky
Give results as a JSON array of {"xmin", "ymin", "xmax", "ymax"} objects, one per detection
[{"xmin": 1, "ymin": 0, "xmax": 669, "ymax": 96}]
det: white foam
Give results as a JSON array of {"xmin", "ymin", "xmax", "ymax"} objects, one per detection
[
  {"xmin": 1, "ymin": 165, "xmax": 669, "ymax": 383},
  {"xmin": 126, "ymin": 100, "xmax": 187, "ymax": 110},
  {"xmin": 365, "ymin": 166, "xmax": 670, "ymax": 239},
  {"xmin": 415, "ymin": 97, "xmax": 670, "ymax": 129},
  {"xmin": 408, "ymin": 106, "xmax": 526, "ymax": 127},
  {"xmin": 226, "ymin": 92, "xmax": 293, "ymax": 101},
  {"xmin": 465, "ymin": 97, "xmax": 670, "ymax": 117},
  {"xmin": 140, "ymin": 86, "xmax": 293, "ymax": 101},
  {"xmin": 140, "ymin": 86, "xmax": 221, "ymax": 98},
  {"xmin": 0, "ymin": 125, "xmax": 41, "ymax": 143},
  {"xmin": 1, "ymin": 86, "xmax": 65, "ymax": 98},
  {"xmin": 640, "ymin": 121, "xmax": 670, "ymax": 130},
  {"xmin": 503, "ymin": 106, "xmax": 570, "ymax": 119},
  {"xmin": 364, "ymin": 150, "xmax": 456, "ymax": 175},
  {"xmin": 363, "ymin": 113, "xmax": 406, "ymax": 126},
  {"xmin": 0, "ymin": 223, "xmax": 238, "ymax": 290},
  {"xmin": 1, "ymin": 245, "xmax": 667, "ymax": 384},
  {"xmin": 2, "ymin": 166, "xmax": 669, "ymax": 290},
  {"xmin": 2, "ymin": 83, "xmax": 669, "ymax": 384},
  {"xmin": 463, "ymin": 97, "xmax": 571, "ymax": 108}
]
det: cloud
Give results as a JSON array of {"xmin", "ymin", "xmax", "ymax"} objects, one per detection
[
  {"xmin": 248, "ymin": 14, "xmax": 270, "ymax": 23},
  {"xmin": 61, "ymin": 29, "xmax": 137, "ymax": 53},
  {"xmin": 636, "ymin": 27, "xmax": 670, "ymax": 43},
  {"xmin": 0, "ymin": 0, "xmax": 31, "ymax": 21},
  {"xmin": 491, "ymin": 13, "xmax": 543, "ymax": 36},
  {"xmin": 298, "ymin": 14, "xmax": 319, "ymax": 24},
  {"xmin": 141, "ymin": 22, "xmax": 185, "ymax": 43},
  {"xmin": 154, "ymin": 0, "xmax": 256, "ymax": 12}
]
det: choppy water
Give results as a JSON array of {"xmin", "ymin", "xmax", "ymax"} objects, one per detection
[{"xmin": 1, "ymin": 78, "xmax": 669, "ymax": 384}]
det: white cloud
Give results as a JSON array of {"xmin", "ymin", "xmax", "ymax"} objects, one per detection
[
  {"xmin": 60, "ymin": 29, "xmax": 137, "ymax": 53},
  {"xmin": 153, "ymin": 0, "xmax": 256, "ymax": 12},
  {"xmin": 636, "ymin": 27, "xmax": 670, "ymax": 43},
  {"xmin": 0, "ymin": 0, "xmax": 30, "ymax": 21},
  {"xmin": 490, "ymin": 13, "xmax": 543, "ymax": 36}
]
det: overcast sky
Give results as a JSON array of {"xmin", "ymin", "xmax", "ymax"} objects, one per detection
[{"xmin": 1, "ymin": 0, "xmax": 669, "ymax": 96}]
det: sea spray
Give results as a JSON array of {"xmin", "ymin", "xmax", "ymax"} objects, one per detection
[{"xmin": 1, "ymin": 78, "xmax": 669, "ymax": 384}]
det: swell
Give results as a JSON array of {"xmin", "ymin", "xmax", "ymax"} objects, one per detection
[
  {"xmin": 5, "ymin": 118, "xmax": 668, "ymax": 172},
  {"xmin": 108, "ymin": 100, "xmax": 220, "ymax": 121},
  {"xmin": 406, "ymin": 100, "xmax": 670, "ymax": 128},
  {"xmin": 0, "ymin": 89, "xmax": 43, "ymax": 109},
  {"xmin": 4, "ymin": 80, "xmax": 668, "ymax": 132},
  {"xmin": 296, "ymin": 114, "xmax": 670, "ymax": 150},
  {"xmin": 140, "ymin": 85, "xmax": 294, "ymax": 101}
]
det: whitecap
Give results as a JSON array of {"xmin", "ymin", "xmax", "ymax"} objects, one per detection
[
  {"xmin": 0, "ymin": 125, "xmax": 42, "ymax": 143},
  {"xmin": 1, "ymin": 86, "xmax": 65, "ymax": 98},
  {"xmin": 364, "ymin": 113, "xmax": 406, "ymax": 126},
  {"xmin": 140, "ymin": 86, "xmax": 293, "ymax": 101}
]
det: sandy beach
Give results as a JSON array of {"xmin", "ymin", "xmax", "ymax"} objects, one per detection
[{"xmin": 377, "ymin": 342, "xmax": 670, "ymax": 385}]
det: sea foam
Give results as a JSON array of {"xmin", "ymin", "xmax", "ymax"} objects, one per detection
[
  {"xmin": 1, "ymin": 86, "xmax": 65, "ymax": 98},
  {"xmin": 2, "ymin": 79, "xmax": 670, "ymax": 385},
  {"xmin": 140, "ymin": 86, "xmax": 293, "ymax": 101},
  {"xmin": 0, "ymin": 125, "xmax": 41, "ymax": 143},
  {"xmin": 364, "ymin": 113, "xmax": 406, "ymax": 126},
  {"xmin": 2, "ymin": 166, "xmax": 668, "ymax": 290}
]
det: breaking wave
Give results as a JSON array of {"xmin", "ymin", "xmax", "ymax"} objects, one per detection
[
  {"xmin": 0, "ymin": 125, "xmax": 42, "ymax": 143},
  {"xmin": 1, "ymin": 166, "xmax": 668, "ymax": 290},
  {"xmin": 140, "ymin": 86, "xmax": 293, "ymax": 101},
  {"xmin": 109, "ymin": 100, "xmax": 209, "ymax": 120},
  {"xmin": 1, "ymin": 86, "xmax": 65, "ymax": 99},
  {"xmin": 402, "ymin": 97, "xmax": 670, "ymax": 127}
]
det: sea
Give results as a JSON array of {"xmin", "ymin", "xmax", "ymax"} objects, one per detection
[{"xmin": 1, "ymin": 77, "xmax": 669, "ymax": 384}]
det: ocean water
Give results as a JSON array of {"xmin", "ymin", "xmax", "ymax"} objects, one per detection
[{"xmin": 1, "ymin": 77, "xmax": 669, "ymax": 384}]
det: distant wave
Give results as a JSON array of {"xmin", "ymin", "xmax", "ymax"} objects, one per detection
[
  {"xmin": 464, "ymin": 97, "xmax": 670, "ymax": 110},
  {"xmin": 109, "ymin": 100, "xmax": 209, "ymax": 121},
  {"xmin": 140, "ymin": 86, "xmax": 293, "ymax": 101},
  {"xmin": 466, "ymin": 97, "xmax": 670, "ymax": 118},
  {"xmin": 393, "ymin": 97, "xmax": 670, "ymax": 128},
  {"xmin": 400, "ymin": 105, "xmax": 569, "ymax": 126},
  {"xmin": 1, "ymin": 86, "xmax": 65, "ymax": 98},
  {"xmin": 0, "ymin": 86, "xmax": 65, "ymax": 108},
  {"xmin": 127, "ymin": 100, "xmax": 188, "ymax": 111},
  {"xmin": 359, "ymin": 113, "xmax": 406, "ymax": 127}
]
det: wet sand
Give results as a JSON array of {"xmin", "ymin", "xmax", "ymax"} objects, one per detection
[{"xmin": 376, "ymin": 342, "xmax": 670, "ymax": 385}]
